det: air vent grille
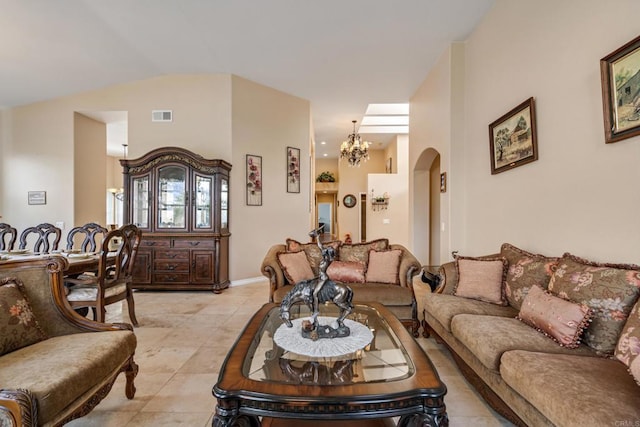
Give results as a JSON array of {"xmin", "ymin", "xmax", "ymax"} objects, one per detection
[{"xmin": 152, "ymin": 110, "xmax": 173, "ymax": 122}]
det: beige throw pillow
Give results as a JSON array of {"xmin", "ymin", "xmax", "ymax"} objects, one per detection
[
  {"xmin": 365, "ymin": 249, "xmax": 402, "ymax": 285},
  {"xmin": 454, "ymin": 257, "xmax": 508, "ymax": 305},
  {"xmin": 276, "ymin": 251, "xmax": 315, "ymax": 284}
]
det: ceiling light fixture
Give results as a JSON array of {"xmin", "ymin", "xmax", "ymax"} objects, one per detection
[{"xmin": 340, "ymin": 120, "xmax": 370, "ymax": 167}]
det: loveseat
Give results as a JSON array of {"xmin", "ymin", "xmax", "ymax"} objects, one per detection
[
  {"xmin": 0, "ymin": 257, "xmax": 138, "ymax": 427},
  {"xmin": 261, "ymin": 238, "xmax": 422, "ymax": 335},
  {"xmin": 422, "ymin": 243, "xmax": 640, "ymax": 426}
]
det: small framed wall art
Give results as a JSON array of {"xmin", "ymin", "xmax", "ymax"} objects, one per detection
[
  {"xmin": 440, "ymin": 172, "xmax": 447, "ymax": 193},
  {"xmin": 600, "ymin": 34, "xmax": 640, "ymax": 144},
  {"xmin": 287, "ymin": 147, "xmax": 300, "ymax": 193},
  {"xmin": 489, "ymin": 97, "xmax": 538, "ymax": 175},
  {"xmin": 28, "ymin": 191, "xmax": 46, "ymax": 205},
  {"xmin": 246, "ymin": 154, "xmax": 262, "ymax": 206}
]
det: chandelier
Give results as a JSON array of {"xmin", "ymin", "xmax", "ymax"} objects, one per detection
[{"xmin": 340, "ymin": 120, "xmax": 370, "ymax": 167}]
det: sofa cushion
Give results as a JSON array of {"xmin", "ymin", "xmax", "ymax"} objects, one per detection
[
  {"xmin": 616, "ymin": 299, "xmax": 640, "ymax": 385},
  {"xmin": 286, "ymin": 239, "xmax": 341, "ymax": 274},
  {"xmin": 547, "ymin": 253, "xmax": 640, "ymax": 355},
  {"xmin": 0, "ymin": 330, "xmax": 136, "ymax": 425},
  {"xmin": 338, "ymin": 239, "xmax": 389, "ymax": 264},
  {"xmin": 500, "ymin": 243, "xmax": 558, "ymax": 310},
  {"xmin": 423, "ymin": 293, "xmax": 517, "ymax": 332},
  {"xmin": 501, "ymin": 350, "xmax": 640, "ymax": 427},
  {"xmin": 454, "ymin": 256, "xmax": 508, "ymax": 305},
  {"xmin": 366, "ymin": 249, "xmax": 402, "ymax": 285},
  {"xmin": 273, "ymin": 282, "xmax": 414, "ymax": 307},
  {"xmin": 517, "ymin": 285, "xmax": 592, "ymax": 348},
  {"xmin": 277, "ymin": 251, "xmax": 315, "ymax": 284},
  {"xmin": 327, "ymin": 261, "xmax": 366, "ymax": 283},
  {"xmin": 0, "ymin": 277, "xmax": 47, "ymax": 356},
  {"xmin": 450, "ymin": 314, "xmax": 597, "ymax": 372}
]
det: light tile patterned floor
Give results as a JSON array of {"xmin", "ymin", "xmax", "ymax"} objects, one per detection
[{"xmin": 67, "ymin": 278, "xmax": 514, "ymax": 427}]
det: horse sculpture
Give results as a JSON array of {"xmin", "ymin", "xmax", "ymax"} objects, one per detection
[{"xmin": 279, "ymin": 277, "xmax": 353, "ymax": 330}]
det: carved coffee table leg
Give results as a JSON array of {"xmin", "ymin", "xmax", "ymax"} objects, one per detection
[
  {"xmin": 213, "ymin": 399, "xmax": 260, "ymax": 427},
  {"xmin": 397, "ymin": 397, "xmax": 448, "ymax": 427}
]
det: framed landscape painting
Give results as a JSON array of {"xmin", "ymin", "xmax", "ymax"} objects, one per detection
[
  {"xmin": 246, "ymin": 154, "xmax": 262, "ymax": 206},
  {"xmin": 600, "ymin": 35, "xmax": 640, "ymax": 143},
  {"xmin": 488, "ymin": 97, "xmax": 538, "ymax": 175}
]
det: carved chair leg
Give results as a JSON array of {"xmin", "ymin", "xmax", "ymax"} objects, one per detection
[{"xmin": 124, "ymin": 357, "xmax": 139, "ymax": 400}]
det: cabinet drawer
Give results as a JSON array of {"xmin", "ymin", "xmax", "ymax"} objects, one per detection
[
  {"xmin": 154, "ymin": 250, "xmax": 189, "ymax": 260},
  {"xmin": 154, "ymin": 260, "xmax": 189, "ymax": 272},
  {"xmin": 141, "ymin": 239, "xmax": 171, "ymax": 248},
  {"xmin": 173, "ymin": 239, "xmax": 214, "ymax": 248},
  {"xmin": 153, "ymin": 273, "xmax": 189, "ymax": 284}
]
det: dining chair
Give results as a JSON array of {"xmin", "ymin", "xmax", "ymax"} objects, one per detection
[
  {"xmin": 18, "ymin": 222, "xmax": 61, "ymax": 253},
  {"xmin": 0, "ymin": 223, "xmax": 17, "ymax": 251},
  {"xmin": 65, "ymin": 227, "xmax": 139, "ymax": 326},
  {"xmin": 66, "ymin": 222, "xmax": 108, "ymax": 252}
]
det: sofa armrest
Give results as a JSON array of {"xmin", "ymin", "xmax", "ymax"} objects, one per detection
[
  {"xmin": 0, "ymin": 389, "xmax": 37, "ymax": 427},
  {"xmin": 390, "ymin": 244, "xmax": 421, "ymax": 289},
  {"xmin": 261, "ymin": 244, "xmax": 287, "ymax": 302},
  {"xmin": 437, "ymin": 261, "xmax": 457, "ymax": 294}
]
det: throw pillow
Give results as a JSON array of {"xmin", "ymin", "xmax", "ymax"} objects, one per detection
[
  {"xmin": 615, "ymin": 299, "xmax": 640, "ymax": 386},
  {"xmin": 500, "ymin": 243, "xmax": 559, "ymax": 310},
  {"xmin": 339, "ymin": 239, "xmax": 389, "ymax": 264},
  {"xmin": 517, "ymin": 285, "xmax": 592, "ymax": 348},
  {"xmin": 547, "ymin": 253, "xmax": 640, "ymax": 355},
  {"xmin": 286, "ymin": 239, "xmax": 341, "ymax": 274},
  {"xmin": 365, "ymin": 249, "xmax": 402, "ymax": 285},
  {"xmin": 327, "ymin": 261, "xmax": 366, "ymax": 283},
  {"xmin": 276, "ymin": 251, "xmax": 315, "ymax": 284},
  {"xmin": 0, "ymin": 277, "xmax": 48, "ymax": 356},
  {"xmin": 453, "ymin": 256, "xmax": 508, "ymax": 306}
]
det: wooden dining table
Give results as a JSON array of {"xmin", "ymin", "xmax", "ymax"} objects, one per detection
[{"xmin": 0, "ymin": 251, "xmax": 110, "ymax": 275}]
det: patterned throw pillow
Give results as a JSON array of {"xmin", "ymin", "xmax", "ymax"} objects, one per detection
[
  {"xmin": 365, "ymin": 249, "xmax": 402, "ymax": 285},
  {"xmin": 286, "ymin": 239, "xmax": 341, "ymax": 274},
  {"xmin": 500, "ymin": 243, "xmax": 558, "ymax": 310},
  {"xmin": 276, "ymin": 251, "xmax": 315, "ymax": 284},
  {"xmin": 615, "ymin": 300, "xmax": 640, "ymax": 385},
  {"xmin": 327, "ymin": 261, "xmax": 366, "ymax": 283},
  {"xmin": 518, "ymin": 285, "xmax": 592, "ymax": 348},
  {"xmin": 453, "ymin": 256, "xmax": 508, "ymax": 306},
  {"xmin": 339, "ymin": 239, "xmax": 389, "ymax": 264},
  {"xmin": 0, "ymin": 277, "xmax": 48, "ymax": 356},
  {"xmin": 547, "ymin": 253, "xmax": 640, "ymax": 355}
]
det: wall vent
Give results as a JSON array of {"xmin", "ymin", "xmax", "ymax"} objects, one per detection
[{"xmin": 152, "ymin": 110, "xmax": 173, "ymax": 122}]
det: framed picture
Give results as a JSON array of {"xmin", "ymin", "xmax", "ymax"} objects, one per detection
[
  {"xmin": 246, "ymin": 154, "xmax": 262, "ymax": 206},
  {"xmin": 440, "ymin": 172, "xmax": 447, "ymax": 193},
  {"xmin": 28, "ymin": 191, "xmax": 46, "ymax": 205},
  {"xmin": 600, "ymin": 35, "xmax": 640, "ymax": 144},
  {"xmin": 287, "ymin": 147, "xmax": 300, "ymax": 193},
  {"xmin": 343, "ymin": 194, "xmax": 357, "ymax": 208},
  {"xmin": 489, "ymin": 97, "xmax": 538, "ymax": 174}
]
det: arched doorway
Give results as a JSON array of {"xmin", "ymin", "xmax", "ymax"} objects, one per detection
[{"xmin": 413, "ymin": 148, "xmax": 441, "ymax": 266}]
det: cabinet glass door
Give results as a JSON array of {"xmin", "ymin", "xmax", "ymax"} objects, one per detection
[
  {"xmin": 157, "ymin": 166, "xmax": 187, "ymax": 229},
  {"xmin": 194, "ymin": 174, "xmax": 212, "ymax": 230},
  {"xmin": 221, "ymin": 178, "xmax": 229, "ymax": 230},
  {"xmin": 132, "ymin": 175, "xmax": 150, "ymax": 229}
]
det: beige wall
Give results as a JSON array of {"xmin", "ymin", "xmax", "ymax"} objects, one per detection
[
  {"xmin": 411, "ymin": 0, "xmax": 640, "ymax": 264},
  {"xmin": 230, "ymin": 75, "xmax": 311, "ymax": 279},
  {"xmin": 74, "ymin": 113, "xmax": 107, "ymax": 227},
  {"xmin": 315, "ymin": 158, "xmax": 339, "ymax": 181}
]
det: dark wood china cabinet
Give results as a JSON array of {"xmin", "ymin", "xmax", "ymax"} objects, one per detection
[{"xmin": 120, "ymin": 147, "xmax": 231, "ymax": 292}]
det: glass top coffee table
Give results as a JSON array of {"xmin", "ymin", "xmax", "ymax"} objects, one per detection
[{"xmin": 213, "ymin": 302, "xmax": 447, "ymax": 426}]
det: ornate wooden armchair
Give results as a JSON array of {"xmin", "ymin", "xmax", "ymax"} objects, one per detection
[
  {"xmin": 0, "ymin": 223, "xmax": 17, "ymax": 251},
  {"xmin": 65, "ymin": 222, "xmax": 108, "ymax": 253},
  {"xmin": 18, "ymin": 223, "xmax": 61, "ymax": 253},
  {"xmin": 65, "ymin": 225, "xmax": 140, "ymax": 326}
]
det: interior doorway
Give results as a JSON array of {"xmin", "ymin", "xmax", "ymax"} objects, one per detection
[
  {"xmin": 413, "ymin": 148, "xmax": 441, "ymax": 266},
  {"xmin": 316, "ymin": 193, "xmax": 337, "ymax": 241},
  {"xmin": 359, "ymin": 192, "xmax": 367, "ymax": 242}
]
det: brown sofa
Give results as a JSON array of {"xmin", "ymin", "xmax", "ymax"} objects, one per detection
[
  {"xmin": 0, "ymin": 257, "xmax": 138, "ymax": 427},
  {"xmin": 261, "ymin": 239, "xmax": 422, "ymax": 335},
  {"xmin": 422, "ymin": 244, "xmax": 640, "ymax": 426}
]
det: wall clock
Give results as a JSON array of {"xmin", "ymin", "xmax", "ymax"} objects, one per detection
[{"xmin": 343, "ymin": 194, "xmax": 357, "ymax": 208}]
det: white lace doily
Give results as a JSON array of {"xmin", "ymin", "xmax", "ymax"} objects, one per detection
[{"xmin": 274, "ymin": 316, "xmax": 373, "ymax": 357}]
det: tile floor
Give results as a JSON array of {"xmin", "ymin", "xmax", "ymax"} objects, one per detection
[{"xmin": 67, "ymin": 278, "xmax": 514, "ymax": 427}]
